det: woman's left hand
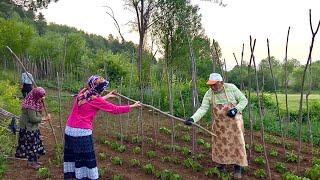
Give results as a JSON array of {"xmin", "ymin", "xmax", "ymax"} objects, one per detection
[{"xmin": 103, "ymin": 90, "xmax": 118, "ymax": 100}]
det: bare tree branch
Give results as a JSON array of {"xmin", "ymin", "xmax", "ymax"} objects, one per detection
[{"xmin": 104, "ymin": 5, "xmax": 125, "ymax": 43}]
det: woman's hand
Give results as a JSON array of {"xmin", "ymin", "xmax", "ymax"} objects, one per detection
[
  {"xmin": 130, "ymin": 101, "xmax": 142, "ymax": 108},
  {"xmin": 42, "ymin": 114, "xmax": 51, "ymax": 121},
  {"xmin": 103, "ymin": 90, "xmax": 118, "ymax": 100}
]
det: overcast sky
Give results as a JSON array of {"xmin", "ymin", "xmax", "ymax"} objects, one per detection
[{"xmin": 41, "ymin": 0, "xmax": 320, "ymax": 69}]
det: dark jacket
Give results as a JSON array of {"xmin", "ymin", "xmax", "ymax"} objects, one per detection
[{"xmin": 20, "ymin": 108, "xmax": 42, "ymax": 131}]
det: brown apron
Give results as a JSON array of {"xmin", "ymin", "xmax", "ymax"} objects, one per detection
[{"xmin": 211, "ymin": 90, "xmax": 248, "ymax": 166}]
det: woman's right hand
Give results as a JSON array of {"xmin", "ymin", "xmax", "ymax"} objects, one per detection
[
  {"xmin": 42, "ymin": 114, "xmax": 51, "ymax": 121},
  {"xmin": 130, "ymin": 101, "xmax": 142, "ymax": 108}
]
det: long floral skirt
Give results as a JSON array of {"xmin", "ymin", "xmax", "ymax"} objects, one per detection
[{"xmin": 15, "ymin": 128, "xmax": 45, "ymax": 162}]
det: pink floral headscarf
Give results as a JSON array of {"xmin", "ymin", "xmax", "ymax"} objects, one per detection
[
  {"xmin": 22, "ymin": 87, "xmax": 46, "ymax": 111},
  {"xmin": 77, "ymin": 75, "xmax": 109, "ymax": 106}
]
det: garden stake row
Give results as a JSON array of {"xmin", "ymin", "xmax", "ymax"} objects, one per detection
[
  {"xmin": 246, "ymin": 41, "xmax": 254, "ymax": 163},
  {"xmin": 284, "ymin": 27, "xmax": 290, "ymax": 149},
  {"xmin": 306, "ymin": 59, "xmax": 314, "ymax": 153},
  {"xmin": 56, "ymin": 72, "xmax": 64, "ymax": 142},
  {"xmin": 267, "ymin": 37, "xmax": 287, "ymax": 155},
  {"xmin": 240, "ymin": 43, "xmax": 245, "ymax": 90},
  {"xmin": 297, "ymin": 9, "xmax": 320, "ymax": 173},
  {"xmin": 250, "ymin": 36, "xmax": 271, "ymax": 180}
]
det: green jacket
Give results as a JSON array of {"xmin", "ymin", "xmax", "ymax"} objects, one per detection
[
  {"xmin": 191, "ymin": 83, "xmax": 248, "ymax": 123},
  {"xmin": 20, "ymin": 108, "xmax": 42, "ymax": 131}
]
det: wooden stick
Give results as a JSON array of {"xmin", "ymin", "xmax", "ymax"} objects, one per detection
[
  {"xmin": 4, "ymin": 155, "xmax": 28, "ymax": 161},
  {"xmin": 250, "ymin": 36, "xmax": 271, "ymax": 180},
  {"xmin": 283, "ymin": 27, "xmax": 291, "ymax": 156},
  {"xmin": 267, "ymin": 38, "xmax": 286, "ymax": 155},
  {"xmin": 240, "ymin": 43, "xmax": 245, "ymax": 90},
  {"xmin": 57, "ymin": 72, "xmax": 64, "ymax": 142},
  {"xmin": 113, "ymin": 92, "xmax": 217, "ymax": 137},
  {"xmin": 297, "ymin": 9, "xmax": 320, "ymax": 172},
  {"xmin": 233, "ymin": 52, "xmax": 239, "ymax": 66}
]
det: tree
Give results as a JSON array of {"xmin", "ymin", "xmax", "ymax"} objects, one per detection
[
  {"xmin": 259, "ymin": 56, "xmax": 281, "ymax": 91},
  {"xmin": 0, "ymin": 18, "xmax": 35, "ymax": 68},
  {"xmin": 125, "ymin": 0, "xmax": 157, "ymax": 96},
  {"xmin": 11, "ymin": 0, "xmax": 59, "ymax": 11},
  {"xmin": 35, "ymin": 12, "xmax": 46, "ymax": 35}
]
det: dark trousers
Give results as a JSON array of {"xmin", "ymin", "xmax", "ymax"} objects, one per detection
[
  {"xmin": 21, "ymin": 84, "xmax": 33, "ymax": 98},
  {"xmin": 218, "ymin": 164, "xmax": 242, "ymax": 173}
]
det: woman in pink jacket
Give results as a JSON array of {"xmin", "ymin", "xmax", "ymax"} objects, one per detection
[{"xmin": 63, "ymin": 75, "xmax": 141, "ymax": 180}]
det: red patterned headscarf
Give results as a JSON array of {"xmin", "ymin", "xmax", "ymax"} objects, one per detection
[
  {"xmin": 77, "ymin": 75, "xmax": 109, "ymax": 106},
  {"xmin": 22, "ymin": 87, "xmax": 46, "ymax": 111}
]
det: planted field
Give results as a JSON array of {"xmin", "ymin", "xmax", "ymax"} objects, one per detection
[
  {"xmin": 270, "ymin": 93, "xmax": 320, "ymax": 111},
  {"xmin": 2, "ymin": 91, "xmax": 319, "ymax": 179}
]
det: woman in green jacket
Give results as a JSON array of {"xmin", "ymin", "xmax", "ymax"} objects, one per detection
[{"xmin": 15, "ymin": 87, "xmax": 50, "ymax": 169}]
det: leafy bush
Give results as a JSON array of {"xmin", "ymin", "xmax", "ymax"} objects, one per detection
[
  {"xmin": 146, "ymin": 151, "xmax": 156, "ymax": 159},
  {"xmin": 305, "ymin": 164, "xmax": 320, "ymax": 180},
  {"xmin": 132, "ymin": 146, "xmax": 141, "ymax": 154},
  {"xmin": 204, "ymin": 142, "xmax": 211, "ymax": 150},
  {"xmin": 275, "ymin": 162, "xmax": 287, "ymax": 174},
  {"xmin": 131, "ymin": 136, "xmax": 142, "ymax": 143},
  {"xmin": 0, "ymin": 80, "xmax": 20, "ymax": 114},
  {"xmin": 161, "ymin": 156, "xmax": 180, "ymax": 165},
  {"xmin": 254, "ymin": 156, "xmax": 266, "ymax": 166},
  {"xmin": 282, "ymin": 172, "xmax": 304, "ymax": 180},
  {"xmin": 286, "ymin": 151, "xmax": 298, "ymax": 163},
  {"xmin": 176, "ymin": 124, "xmax": 190, "ymax": 131},
  {"xmin": 110, "ymin": 156, "xmax": 123, "ymax": 166},
  {"xmin": 196, "ymin": 138, "xmax": 205, "ymax": 145},
  {"xmin": 194, "ymin": 153, "xmax": 205, "ymax": 160},
  {"xmin": 265, "ymin": 134, "xmax": 281, "ymax": 144},
  {"xmin": 254, "ymin": 169, "xmax": 266, "ymax": 178},
  {"xmin": 159, "ymin": 127, "xmax": 171, "ymax": 135},
  {"xmin": 129, "ymin": 159, "xmax": 140, "ymax": 167},
  {"xmin": 254, "ymin": 144, "xmax": 264, "ymax": 153},
  {"xmin": 181, "ymin": 134, "xmax": 191, "ymax": 142},
  {"xmin": 110, "ymin": 141, "xmax": 121, "ymax": 150},
  {"xmin": 205, "ymin": 167, "xmax": 220, "ymax": 177},
  {"xmin": 142, "ymin": 163, "xmax": 156, "ymax": 175},
  {"xmin": 156, "ymin": 169, "xmax": 181, "ymax": 180},
  {"xmin": 146, "ymin": 137, "xmax": 154, "ymax": 144},
  {"xmin": 96, "ymin": 137, "xmax": 110, "ymax": 145},
  {"xmin": 37, "ymin": 167, "xmax": 50, "ymax": 178},
  {"xmin": 112, "ymin": 175, "xmax": 121, "ymax": 180},
  {"xmin": 116, "ymin": 145, "xmax": 126, "ymax": 153},
  {"xmin": 181, "ymin": 147, "xmax": 191, "ymax": 156},
  {"xmin": 269, "ymin": 149, "xmax": 279, "ymax": 157},
  {"xmin": 183, "ymin": 158, "xmax": 203, "ymax": 172},
  {"xmin": 110, "ymin": 142, "xmax": 125, "ymax": 152},
  {"xmin": 116, "ymin": 133, "xmax": 128, "ymax": 142},
  {"xmin": 98, "ymin": 168, "xmax": 106, "ymax": 176},
  {"xmin": 0, "ymin": 129, "xmax": 15, "ymax": 156},
  {"xmin": 0, "ymin": 163, "xmax": 6, "ymax": 179},
  {"xmin": 163, "ymin": 144, "xmax": 172, "ymax": 151},
  {"xmin": 312, "ymin": 158, "xmax": 320, "ymax": 166},
  {"xmin": 284, "ymin": 142, "xmax": 294, "ymax": 150},
  {"xmin": 98, "ymin": 153, "xmax": 107, "ymax": 160},
  {"xmin": 245, "ymin": 144, "xmax": 250, "ymax": 150},
  {"xmin": 172, "ymin": 145, "xmax": 181, "ymax": 151}
]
